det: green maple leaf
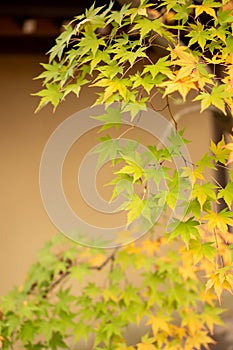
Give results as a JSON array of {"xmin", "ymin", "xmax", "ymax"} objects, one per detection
[
  {"xmin": 116, "ymin": 159, "xmax": 144, "ymax": 183},
  {"xmin": 98, "ymin": 61, "xmax": 124, "ymax": 80},
  {"xmin": 49, "ymin": 332, "xmax": 68, "ymax": 350},
  {"xmin": 196, "ymin": 152, "xmax": 216, "ymax": 172},
  {"xmin": 202, "ymin": 305, "xmax": 223, "ymax": 334},
  {"xmin": 33, "ymin": 83, "xmax": 63, "ymax": 112},
  {"xmin": 92, "ymin": 135, "xmax": 121, "ymax": 169},
  {"xmin": 90, "ymin": 50, "xmax": 111, "ymax": 73},
  {"xmin": 34, "ymin": 61, "xmax": 61, "ymax": 84},
  {"xmin": 218, "ymin": 182, "xmax": 233, "ymax": 209},
  {"xmin": 48, "ymin": 24, "xmax": 76, "ymax": 62},
  {"xmin": 78, "ymin": 30, "xmax": 105, "ymax": 57},
  {"xmin": 124, "ymin": 194, "xmax": 145, "ymax": 224},
  {"xmin": 19, "ymin": 320, "xmax": 37, "ymax": 343},
  {"xmin": 122, "ymin": 98, "xmax": 147, "ymax": 120},
  {"xmin": 133, "ymin": 17, "xmax": 163, "ymax": 40},
  {"xmin": 189, "ymin": 239, "xmax": 216, "ymax": 264},
  {"xmin": 192, "ymin": 183, "xmax": 217, "ymax": 208},
  {"xmin": 194, "ymin": 85, "xmax": 231, "ymax": 113},
  {"xmin": 131, "ymin": 72, "xmax": 158, "ymax": 94},
  {"xmin": 92, "ymin": 106, "xmax": 122, "ymax": 131},
  {"xmin": 63, "ymin": 79, "xmax": 88, "ymax": 99},
  {"xmin": 143, "ymin": 56, "xmax": 173, "ymax": 79},
  {"xmin": 173, "ymin": 3, "xmax": 191, "ymax": 24},
  {"xmin": 210, "ymin": 137, "xmax": 230, "ymax": 164},
  {"xmin": 187, "ymin": 21, "xmax": 211, "ymax": 51},
  {"xmin": 115, "ymin": 45, "xmax": 147, "ymax": 67},
  {"xmin": 168, "ymin": 217, "xmax": 200, "ymax": 248}
]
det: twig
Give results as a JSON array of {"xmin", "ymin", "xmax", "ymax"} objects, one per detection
[
  {"xmin": 213, "ymin": 228, "xmax": 224, "ymax": 269},
  {"xmin": 89, "ymin": 247, "xmax": 119, "ymax": 271},
  {"xmin": 166, "ymin": 96, "xmax": 178, "ymax": 131},
  {"xmin": 117, "ymin": 125, "xmax": 136, "ymax": 139}
]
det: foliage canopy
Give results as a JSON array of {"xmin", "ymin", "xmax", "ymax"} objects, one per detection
[{"xmin": 2, "ymin": 0, "xmax": 233, "ymax": 349}]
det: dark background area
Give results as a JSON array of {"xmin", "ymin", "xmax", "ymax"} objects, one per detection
[{"xmin": 0, "ymin": 0, "xmax": 114, "ymax": 53}]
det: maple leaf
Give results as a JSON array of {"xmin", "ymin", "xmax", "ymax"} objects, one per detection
[
  {"xmin": 92, "ymin": 78, "xmax": 129, "ymax": 102},
  {"xmin": 115, "ymin": 158, "xmax": 144, "ymax": 183},
  {"xmin": 181, "ymin": 311, "xmax": 203, "ymax": 336},
  {"xmin": 161, "ymin": 75, "xmax": 198, "ymax": 100},
  {"xmin": 137, "ymin": 334, "xmax": 157, "ymax": 350},
  {"xmin": 189, "ymin": 239, "xmax": 216, "ymax": 264},
  {"xmin": 217, "ymin": 182, "xmax": 233, "ymax": 209},
  {"xmin": 147, "ymin": 313, "xmax": 172, "ymax": 336},
  {"xmin": 187, "ymin": 21, "xmax": 211, "ymax": 51},
  {"xmin": 171, "ymin": 45, "xmax": 196, "ymax": 61},
  {"xmin": 194, "ymin": 84, "xmax": 231, "ymax": 113},
  {"xmin": 192, "ymin": 183, "xmax": 217, "ymax": 209},
  {"xmin": 223, "ymin": 140, "xmax": 233, "ymax": 164},
  {"xmin": 92, "ymin": 106, "xmax": 122, "ymax": 131},
  {"xmin": 48, "ymin": 23, "xmax": 76, "ymax": 62},
  {"xmin": 203, "ymin": 209, "xmax": 233, "ymax": 233},
  {"xmin": 89, "ymin": 253, "xmax": 106, "ymax": 267},
  {"xmin": 143, "ymin": 56, "xmax": 173, "ymax": 79},
  {"xmin": 189, "ymin": 0, "xmax": 220, "ymax": 20},
  {"xmin": 89, "ymin": 50, "xmax": 111, "ymax": 73},
  {"xmin": 185, "ymin": 330, "xmax": 215, "ymax": 349},
  {"xmin": 222, "ymin": 65, "xmax": 233, "ymax": 94},
  {"xmin": 141, "ymin": 239, "xmax": 161, "ymax": 256},
  {"xmin": 124, "ymin": 194, "xmax": 146, "ymax": 224},
  {"xmin": 158, "ymin": 47, "xmax": 200, "ymax": 99},
  {"xmin": 168, "ymin": 217, "xmax": 200, "ymax": 248},
  {"xmin": 92, "ymin": 135, "xmax": 121, "ymax": 168},
  {"xmin": 206, "ymin": 266, "xmax": 233, "ymax": 302},
  {"xmin": 201, "ymin": 305, "xmax": 223, "ymax": 334},
  {"xmin": 131, "ymin": 73, "xmax": 158, "ymax": 94},
  {"xmin": 210, "ymin": 137, "xmax": 230, "ymax": 164},
  {"xmin": 33, "ymin": 83, "xmax": 63, "ymax": 112},
  {"xmin": 133, "ymin": 17, "xmax": 163, "ymax": 40}
]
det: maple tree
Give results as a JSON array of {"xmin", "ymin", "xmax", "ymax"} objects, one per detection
[{"xmin": 1, "ymin": 0, "xmax": 233, "ymax": 349}]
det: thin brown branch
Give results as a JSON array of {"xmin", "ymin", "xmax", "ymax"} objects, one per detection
[
  {"xmin": 117, "ymin": 125, "xmax": 135, "ymax": 139},
  {"xmin": 90, "ymin": 247, "xmax": 119, "ymax": 271},
  {"xmin": 148, "ymin": 100, "xmax": 167, "ymax": 112},
  {"xmin": 214, "ymin": 228, "xmax": 224, "ymax": 269},
  {"xmin": 166, "ymin": 95, "xmax": 178, "ymax": 131}
]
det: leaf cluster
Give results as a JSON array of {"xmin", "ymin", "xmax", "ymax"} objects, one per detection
[
  {"xmin": 9, "ymin": 1, "xmax": 233, "ymax": 349},
  {"xmin": 34, "ymin": 0, "xmax": 233, "ymax": 117}
]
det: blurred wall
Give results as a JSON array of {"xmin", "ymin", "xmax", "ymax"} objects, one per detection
[{"xmin": 0, "ymin": 53, "xmax": 212, "ymax": 295}]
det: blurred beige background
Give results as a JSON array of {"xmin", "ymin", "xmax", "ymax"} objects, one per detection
[{"xmin": 0, "ymin": 53, "xmax": 213, "ymax": 295}]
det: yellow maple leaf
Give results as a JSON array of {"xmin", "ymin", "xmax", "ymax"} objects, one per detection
[
  {"xmin": 161, "ymin": 75, "xmax": 198, "ymax": 100},
  {"xmin": 189, "ymin": 4, "xmax": 217, "ymax": 20},
  {"xmin": 92, "ymin": 78, "xmax": 128, "ymax": 102},
  {"xmin": 147, "ymin": 314, "xmax": 172, "ymax": 336},
  {"xmin": 223, "ymin": 141, "xmax": 233, "ymax": 164},
  {"xmin": 203, "ymin": 210, "xmax": 233, "ymax": 233},
  {"xmin": 200, "ymin": 290, "xmax": 218, "ymax": 307},
  {"xmin": 181, "ymin": 311, "xmax": 203, "ymax": 336},
  {"xmin": 103, "ymin": 288, "xmax": 120, "ymax": 302},
  {"xmin": 89, "ymin": 253, "xmax": 106, "ymax": 267},
  {"xmin": 171, "ymin": 45, "xmax": 197, "ymax": 63},
  {"xmin": 205, "ymin": 268, "xmax": 233, "ymax": 302},
  {"xmin": 185, "ymin": 330, "xmax": 215, "ymax": 350},
  {"xmin": 141, "ymin": 238, "xmax": 161, "ymax": 256}
]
